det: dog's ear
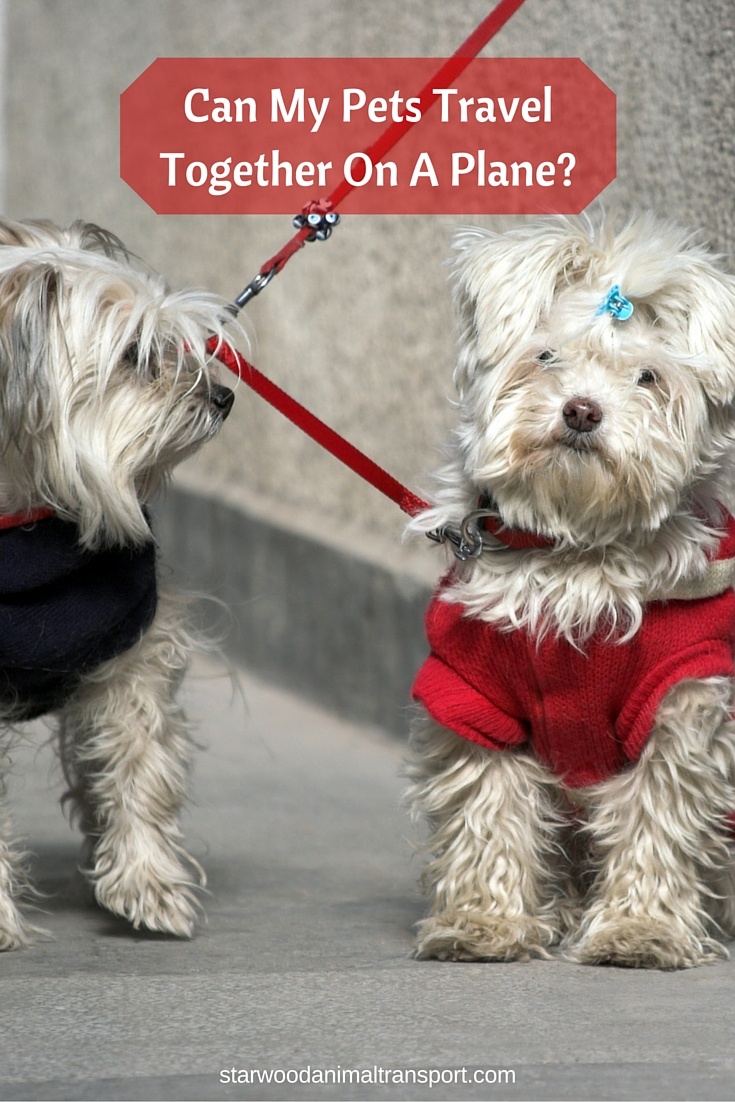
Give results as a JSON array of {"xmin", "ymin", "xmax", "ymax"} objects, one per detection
[
  {"xmin": 0, "ymin": 262, "xmax": 58, "ymax": 435},
  {"xmin": 677, "ymin": 261, "xmax": 735, "ymax": 405},
  {"xmin": 451, "ymin": 222, "xmax": 588, "ymax": 392}
]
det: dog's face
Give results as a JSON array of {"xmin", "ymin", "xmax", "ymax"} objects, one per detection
[
  {"xmin": 452, "ymin": 214, "xmax": 735, "ymax": 543},
  {"xmin": 0, "ymin": 219, "xmax": 234, "ymax": 546}
]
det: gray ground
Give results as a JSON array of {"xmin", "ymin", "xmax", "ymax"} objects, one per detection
[{"xmin": 0, "ymin": 657, "xmax": 734, "ymax": 1102}]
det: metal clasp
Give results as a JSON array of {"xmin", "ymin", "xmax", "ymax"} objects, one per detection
[
  {"xmin": 230, "ymin": 266, "xmax": 279, "ymax": 313},
  {"xmin": 427, "ymin": 508, "xmax": 497, "ymax": 561}
]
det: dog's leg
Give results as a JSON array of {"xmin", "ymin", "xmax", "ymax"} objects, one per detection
[
  {"xmin": 406, "ymin": 714, "xmax": 567, "ymax": 961},
  {"xmin": 0, "ymin": 740, "xmax": 46, "ymax": 949},
  {"xmin": 569, "ymin": 677, "xmax": 735, "ymax": 969},
  {"xmin": 0, "ymin": 820, "xmax": 40, "ymax": 950},
  {"xmin": 705, "ymin": 848, "xmax": 735, "ymax": 940},
  {"xmin": 58, "ymin": 593, "xmax": 203, "ymax": 937}
]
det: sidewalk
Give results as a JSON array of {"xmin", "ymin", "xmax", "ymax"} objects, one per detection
[{"xmin": 0, "ymin": 656, "xmax": 734, "ymax": 1101}]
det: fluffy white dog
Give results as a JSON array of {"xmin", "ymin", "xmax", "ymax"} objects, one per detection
[
  {"xmin": 0, "ymin": 218, "xmax": 234, "ymax": 948},
  {"xmin": 408, "ymin": 212, "xmax": 735, "ymax": 969}
]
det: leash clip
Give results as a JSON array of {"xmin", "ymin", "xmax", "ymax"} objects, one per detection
[
  {"xmin": 427, "ymin": 508, "xmax": 496, "ymax": 561},
  {"xmin": 230, "ymin": 266, "xmax": 279, "ymax": 313}
]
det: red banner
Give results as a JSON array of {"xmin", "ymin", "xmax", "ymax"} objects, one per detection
[{"xmin": 120, "ymin": 58, "xmax": 615, "ymax": 215}]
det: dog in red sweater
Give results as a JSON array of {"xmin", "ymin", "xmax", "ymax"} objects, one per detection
[{"xmin": 407, "ymin": 212, "xmax": 735, "ymax": 969}]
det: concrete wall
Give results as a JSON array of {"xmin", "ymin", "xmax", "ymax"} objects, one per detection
[{"xmin": 3, "ymin": 1, "xmax": 735, "ymax": 731}]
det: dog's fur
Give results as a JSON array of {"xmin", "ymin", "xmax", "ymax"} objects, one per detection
[
  {"xmin": 407, "ymin": 212, "xmax": 735, "ymax": 969},
  {"xmin": 0, "ymin": 218, "xmax": 234, "ymax": 948}
]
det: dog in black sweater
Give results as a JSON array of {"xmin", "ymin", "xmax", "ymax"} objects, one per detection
[{"xmin": 0, "ymin": 218, "xmax": 234, "ymax": 948}]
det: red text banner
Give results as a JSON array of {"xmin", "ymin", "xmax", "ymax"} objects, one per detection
[{"xmin": 120, "ymin": 58, "xmax": 615, "ymax": 215}]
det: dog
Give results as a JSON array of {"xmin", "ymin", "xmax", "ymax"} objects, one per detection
[
  {"xmin": 407, "ymin": 212, "xmax": 735, "ymax": 969},
  {"xmin": 0, "ymin": 218, "xmax": 235, "ymax": 949}
]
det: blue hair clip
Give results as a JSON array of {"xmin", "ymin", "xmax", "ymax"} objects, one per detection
[{"xmin": 597, "ymin": 284, "xmax": 634, "ymax": 321}]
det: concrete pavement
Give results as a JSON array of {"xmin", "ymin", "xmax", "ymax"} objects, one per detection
[{"xmin": 0, "ymin": 656, "xmax": 734, "ymax": 1101}]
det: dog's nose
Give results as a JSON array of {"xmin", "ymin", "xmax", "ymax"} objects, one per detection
[
  {"xmin": 211, "ymin": 383, "xmax": 235, "ymax": 419},
  {"xmin": 562, "ymin": 397, "xmax": 602, "ymax": 434}
]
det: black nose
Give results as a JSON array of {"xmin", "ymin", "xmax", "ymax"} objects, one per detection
[
  {"xmin": 563, "ymin": 397, "xmax": 602, "ymax": 433},
  {"xmin": 211, "ymin": 383, "xmax": 235, "ymax": 419}
]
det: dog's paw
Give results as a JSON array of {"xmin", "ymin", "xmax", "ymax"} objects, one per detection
[
  {"xmin": 415, "ymin": 910, "xmax": 557, "ymax": 962},
  {"xmin": 88, "ymin": 839, "xmax": 204, "ymax": 938},
  {"xmin": 567, "ymin": 915, "xmax": 728, "ymax": 970},
  {"xmin": 95, "ymin": 876, "xmax": 200, "ymax": 938},
  {"xmin": 0, "ymin": 898, "xmax": 47, "ymax": 951}
]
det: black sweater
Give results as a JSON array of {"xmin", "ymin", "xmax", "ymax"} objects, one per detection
[{"xmin": 0, "ymin": 515, "xmax": 158, "ymax": 719}]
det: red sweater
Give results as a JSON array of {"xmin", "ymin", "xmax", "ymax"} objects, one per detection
[{"xmin": 413, "ymin": 546, "xmax": 735, "ymax": 788}]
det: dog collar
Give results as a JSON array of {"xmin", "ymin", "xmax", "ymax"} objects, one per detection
[
  {"xmin": 480, "ymin": 514, "xmax": 556, "ymax": 551},
  {"xmin": 446, "ymin": 498, "xmax": 735, "ymax": 601},
  {"xmin": 476, "ymin": 494, "xmax": 555, "ymax": 551},
  {"xmin": 0, "ymin": 508, "xmax": 55, "ymax": 531},
  {"xmin": 429, "ymin": 497, "xmax": 557, "ymax": 559},
  {"xmin": 480, "ymin": 509, "xmax": 735, "ymax": 560}
]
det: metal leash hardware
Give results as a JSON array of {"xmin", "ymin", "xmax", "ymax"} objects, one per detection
[
  {"xmin": 427, "ymin": 507, "xmax": 498, "ymax": 561},
  {"xmin": 230, "ymin": 199, "xmax": 341, "ymax": 314},
  {"xmin": 230, "ymin": 265, "xmax": 279, "ymax": 312}
]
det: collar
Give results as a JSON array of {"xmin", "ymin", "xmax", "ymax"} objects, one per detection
[
  {"xmin": 477, "ymin": 495, "xmax": 556, "ymax": 551},
  {"xmin": 480, "ymin": 514, "xmax": 556, "ymax": 550},
  {"xmin": 476, "ymin": 501, "xmax": 735, "ymax": 561},
  {"xmin": 0, "ymin": 508, "xmax": 55, "ymax": 531},
  {"xmin": 478, "ymin": 500, "xmax": 735, "ymax": 602}
]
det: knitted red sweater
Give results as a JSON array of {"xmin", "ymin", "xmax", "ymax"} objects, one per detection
[{"xmin": 413, "ymin": 533, "xmax": 735, "ymax": 788}]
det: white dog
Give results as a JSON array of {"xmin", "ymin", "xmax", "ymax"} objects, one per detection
[
  {"xmin": 0, "ymin": 218, "xmax": 234, "ymax": 948},
  {"xmin": 407, "ymin": 212, "xmax": 735, "ymax": 969}
]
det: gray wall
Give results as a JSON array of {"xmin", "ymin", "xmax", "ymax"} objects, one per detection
[{"xmin": 4, "ymin": 1, "xmax": 735, "ymax": 730}]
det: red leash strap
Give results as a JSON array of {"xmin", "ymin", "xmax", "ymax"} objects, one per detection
[
  {"xmin": 222, "ymin": 1, "xmax": 530, "ymax": 533},
  {"xmin": 210, "ymin": 339, "xmax": 549, "ymax": 558},
  {"xmin": 209, "ymin": 338, "xmax": 429, "ymax": 518},
  {"xmin": 234, "ymin": 0, "xmax": 528, "ymax": 305},
  {"xmin": 326, "ymin": 0, "xmax": 528, "ymax": 212}
]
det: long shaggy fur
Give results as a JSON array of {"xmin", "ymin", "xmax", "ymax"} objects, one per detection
[
  {"xmin": 406, "ymin": 714, "xmax": 571, "ymax": 961},
  {"xmin": 0, "ymin": 218, "xmax": 236, "ymax": 949},
  {"xmin": 409, "ymin": 212, "xmax": 735, "ymax": 968},
  {"xmin": 0, "ymin": 218, "xmax": 232, "ymax": 549}
]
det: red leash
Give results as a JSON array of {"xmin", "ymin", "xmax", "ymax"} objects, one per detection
[
  {"xmin": 209, "ymin": 337, "xmax": 429, "ymax": 518},
  {"xmin": 232, "ymin": 0, "xmax": 528, "ymax": 307},
  {"xmin": 212, "ymin": 333, "xmax": 548, "ymax": 559},
  {"xmin": 211, "ymin": 335, "xmax": 549, "ymax": 561},
  {"xmin": 218, "ymin": 0, "xmax": 529, "ymax": 554}
]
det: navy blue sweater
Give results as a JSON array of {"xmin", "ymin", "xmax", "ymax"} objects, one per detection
[{"xmin": 0, "ymin": 515, "xmax": 157, "ymax": 719}]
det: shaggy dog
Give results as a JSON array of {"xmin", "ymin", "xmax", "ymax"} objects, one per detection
[
  {"xmin": 408, "ymin": 212, "xmax": 735, "ymax": 969},
  {"xmin": 0, "ymin": 218, "xmax": 234, "ymax": 948}
]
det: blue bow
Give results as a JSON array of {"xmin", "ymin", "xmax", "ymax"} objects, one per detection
[{"xmin": 597, "ymin": 285, "xmax": 634, "ymax": 321}]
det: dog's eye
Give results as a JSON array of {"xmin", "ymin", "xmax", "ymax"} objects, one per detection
[
  {"xmin": 536, "ymin": 349, "xmax": 557, "ymax": 365},
  {"xmin": 121, "ymin": 341, "xmax": 160, "ymax": 379},
  {"xmin": 637, "ymin": 368, "xmax": 658, "ymax": 387},
  {"xmin": 121, "ymin": 342, "xmax": 140, "ymax": 369}
]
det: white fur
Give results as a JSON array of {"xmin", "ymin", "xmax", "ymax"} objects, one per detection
[
  {"xmin": 408, "ymin": 212, "xmax": 735, "ymax": 968},
  {"xmin": 0, "ymin": 218, "xmax": 237, "ymax": 948},
  {"xmin": 410, "ymin": 213, "xmax": 735, "ymax": 643}
]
